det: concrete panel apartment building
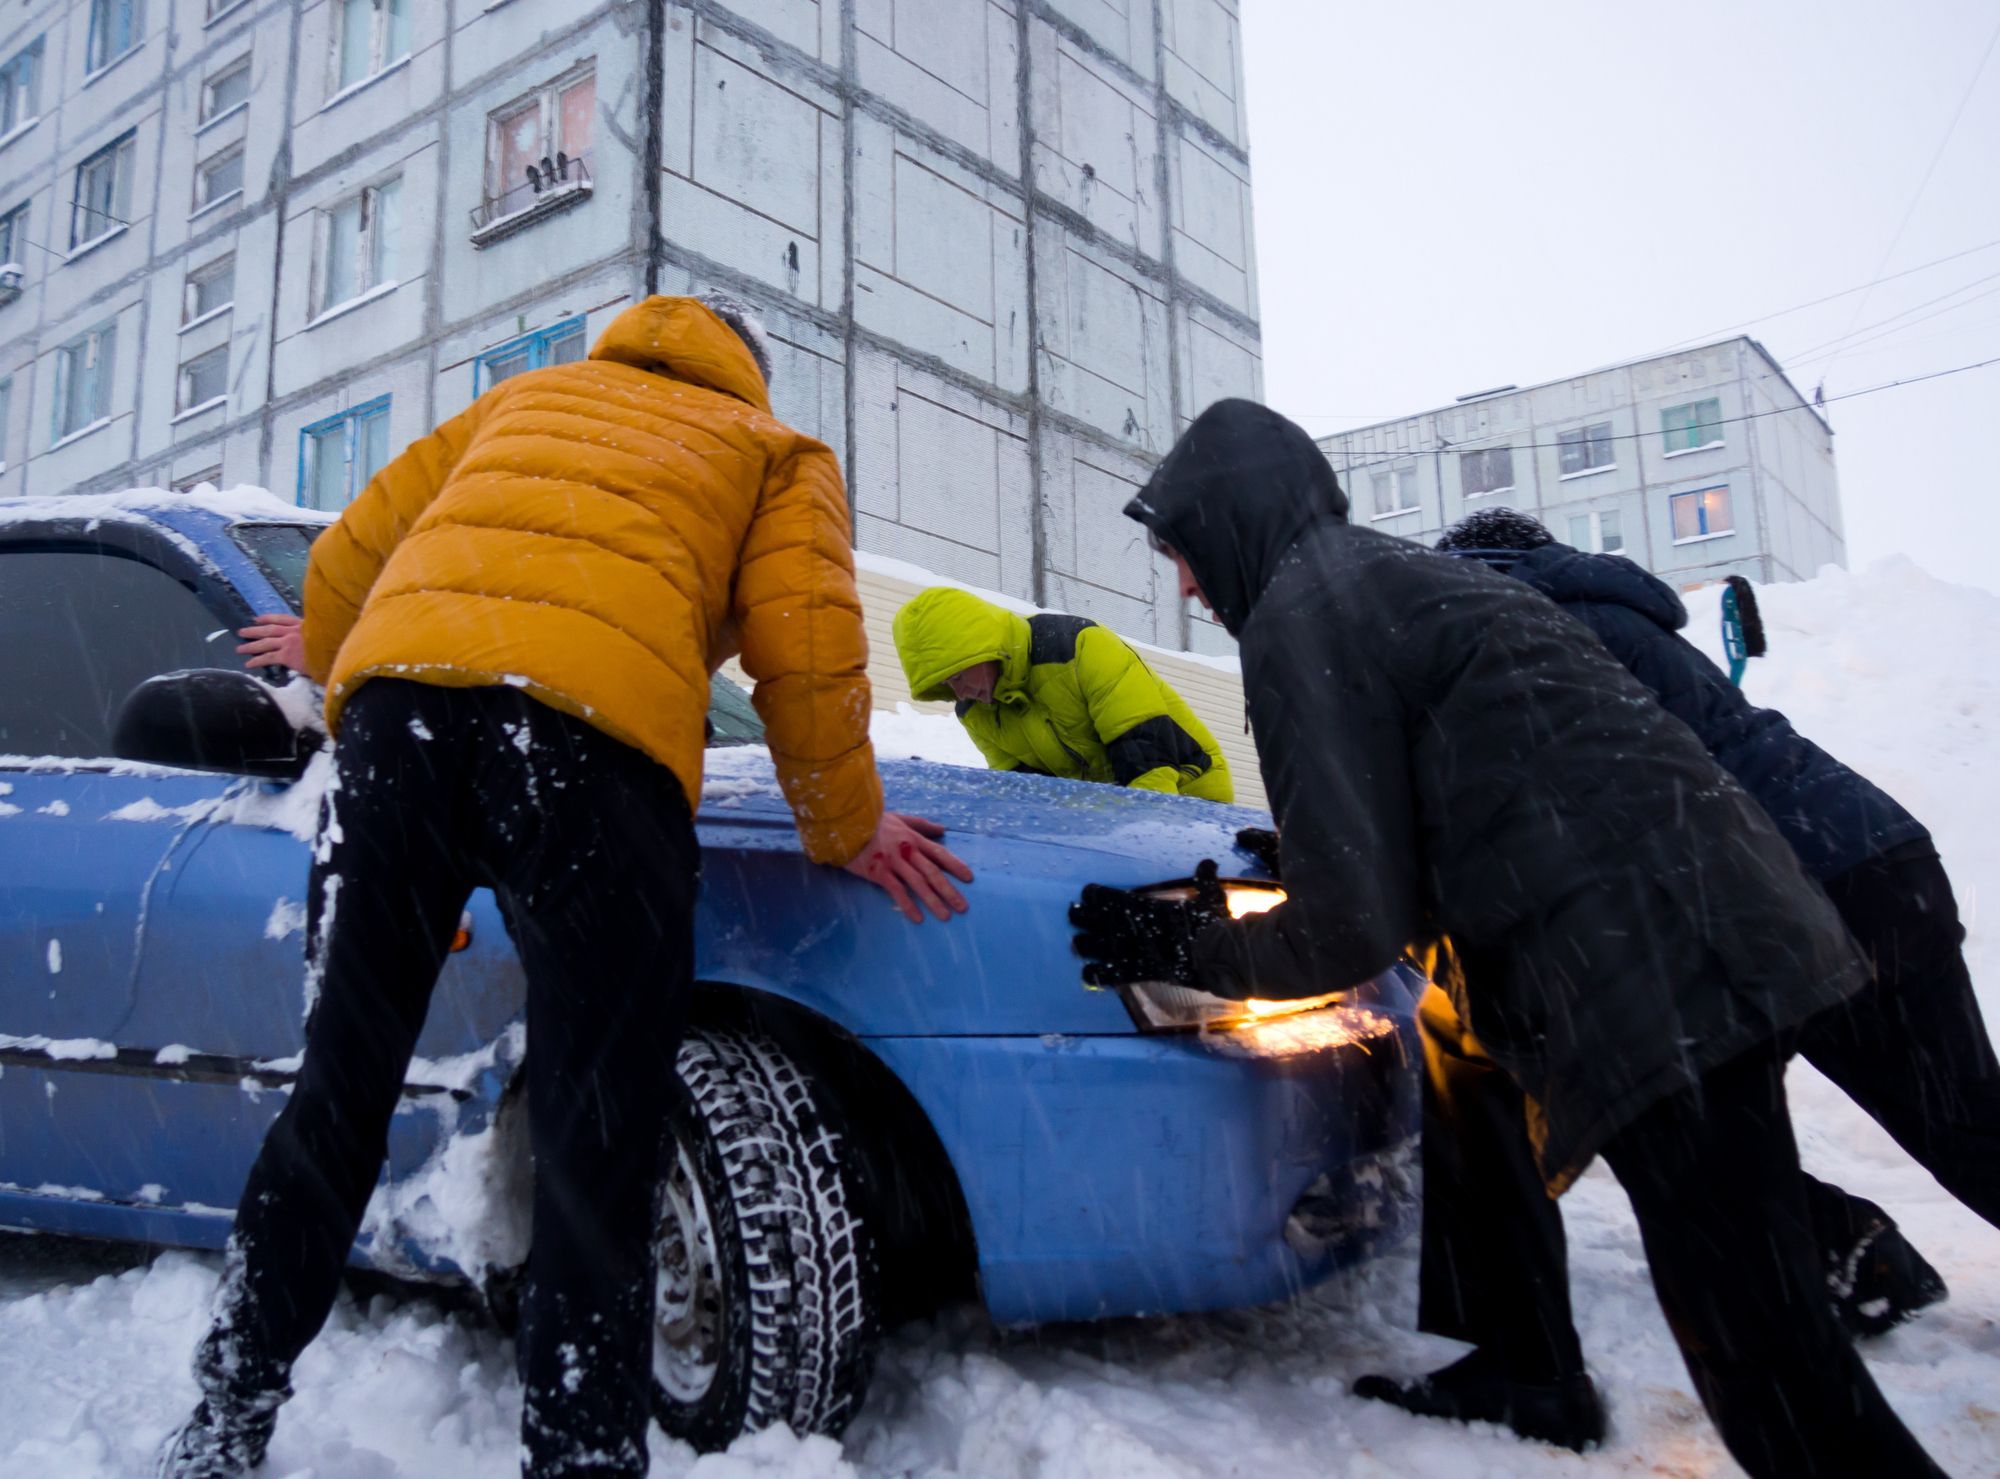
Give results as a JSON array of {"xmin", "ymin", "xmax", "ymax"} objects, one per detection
[
  {"xmin": 1315, "ymin": 337, "xmax": 1846, "ymax": 588},
  {"xmin": 0, "ymin": 0, "xmax": 1260, "ymax": 655}
]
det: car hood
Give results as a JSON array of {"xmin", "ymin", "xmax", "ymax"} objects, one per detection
[{"xmin": 703, "ymin": 748, "xmax": 1271, "ymax": 874}]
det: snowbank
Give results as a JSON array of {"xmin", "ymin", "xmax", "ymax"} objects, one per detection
[{"xmin": 2, "ymin": 558, "xmax": 1997, "ymax": 1477}]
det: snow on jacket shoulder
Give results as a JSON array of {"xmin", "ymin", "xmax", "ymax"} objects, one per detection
[
  {"xmin": 1508, "ymin": 544, "xmax": 1928, "ymax": 881},
  {"xmin": 892, "ymin": 587, "xmax": 1232, "ymax": 801},
  {"xmin": 302, "ymin": 295, "xmax": 882, "ymax": 865}
]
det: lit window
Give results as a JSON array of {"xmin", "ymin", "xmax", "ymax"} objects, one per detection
[
  {"xmin": 178, "ymin": 345, "xmax": 228, "ymax": 413},
  {"xmin": 475, "ymin": 316, "xmax": 588, "ymax": 392},
  {"xmin": 1565, "ymin": 509, "xmax": 1624, "ymax": 554},
  {"xmin": 184, "ymin": 255, "xmax": 235, "ymax": 323},
  {"xmin": 1671, "ymin": 486, "xmax": 1732, "ymax": 542},
  {"xmin": 87, "ymin": 0, "xmax": 143, "ymax": 74},
  {"xmin": 71, "ymin": 132, "xmax": 136, "ymax": 249},
  {"xmin": 1, "ymin": 39, "xmax": 42, "ymax": 134},
  {"xmin": 193, "ymin": 144, "xmax": 244, "ymax": 212},
  {"xmin": 1662, "ymin": 398, "xmax": 1723, "ymax": 454},
  {"xmin": 481, "ymin": 68, "xmax": 595, "ymax": 224},
  {"xmin": 1557, "ymin": 421, "xmax": 1614, "ymax": 477},
  {"xmin": 316, "ymin": 177, "xmax": 400, "ymax": 314},
  {"xmin": 332, "ymin": 0, "xmax": 410, "ymax": 95},
  {"xmin": 1459, "ymin": 446, "xmax": 1514, "ymax": 499},
  {"xmin": 53, "ymin": 321, "xmax": 116, "ymax": 441},
  {"xmin": 202, "ymin": 57, "xmax": 251, "ymax": 122},
  {"xmin": 300, "ymin": 396, "xmax": 390, "ymax": 510}
]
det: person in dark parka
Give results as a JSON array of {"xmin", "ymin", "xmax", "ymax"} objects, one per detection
[
  {"xmin": 1429, "ymin": 506, "xmax": 1995, "ymax": 1332},
  {"xmin": 1074, "ymin": 399, "xmax": 1946, "ymax": 1478}
]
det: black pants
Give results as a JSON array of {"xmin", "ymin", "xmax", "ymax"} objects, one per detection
[
  {"xmin": 1419, "ymin": 995, "xmax": 1943, "ymax": 1477},
  {"xmin": 1800, "ymin": 841, "xmax": 2000, "ymax": 1229},
  {"xmin": 1421, "ymin": 842, "xmax": 1996, "ymax": 1371},
  {"xmin": 193, "ymin": 680, "xmax": 699, "ymax": 1477}
]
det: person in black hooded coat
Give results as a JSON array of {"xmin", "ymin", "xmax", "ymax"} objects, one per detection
[
  {"xmin": 1427, "ymin": 506, "xmax": 1996, "ymax": 1332},
  {"xmin": 1077, "ymin": 399, "xmax": 1945, "ymax": 1478}
]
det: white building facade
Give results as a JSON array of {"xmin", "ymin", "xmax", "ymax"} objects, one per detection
[
  {"xmin": 1316, "ymin": 338, "xmax": 1844, "ymax": 588},
  {"xmin": 0, "ymin": 0, "xmax": 1260, "ymax": 653}
]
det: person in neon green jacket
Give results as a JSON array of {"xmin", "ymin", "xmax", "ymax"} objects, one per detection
[{"xmin": 893, "ymin": 586, "xmax": 1233, "ymax": 802}]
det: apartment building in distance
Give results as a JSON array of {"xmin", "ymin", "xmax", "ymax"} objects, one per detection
[
  {"xmin": 0, "ymin": 0, "xmax": 1261, "ymax": 654},
  {"xmin": 1315, "ymin": 337, "xmax": 1845, "ymax": 588}
]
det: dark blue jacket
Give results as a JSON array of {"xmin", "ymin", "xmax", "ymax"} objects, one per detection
[{"xmin": 1506, "ymin": 543, "xmax": 1928, "ymax": 881}]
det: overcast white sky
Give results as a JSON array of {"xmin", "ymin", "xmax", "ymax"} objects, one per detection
[{"xmin": 1242, "ymin": 0, "xmax": 2000, "ymax": 593}]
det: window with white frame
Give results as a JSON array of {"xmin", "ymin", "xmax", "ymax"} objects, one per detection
[
  {"xmin": 475, "ymin": 316, "xmax": 587, "ymax": 391},
  {"xmin": 201, "ymin": 57, "xmax": 250, "ymax": 123},
  {"xmin": 1459, "ymin": 446, "xmax": 1514, "ymax": 499},
  {"xmin": 1671, "ymin": 486, "xmax": 1732, "ymax": 542},
  {"xmin": 184, "ymin": 254, "xmax": 234, "ymax": 323},
  {"xmin": 482, "ymin": 67, "xmax": 595, "ymax": 222},
  {"xmin": 1662, "ymin": 397, "xmax": 1724, "ymax": 454},
  {"xmin": 1565, "ymin": 509, "xmax": 1624, "ymax": 554},
  {"xmin": 1, "ymin": 38, "xmax": 41, "ymax": 134},
  {"xmin": 53, "ymin": 320, "xmax": 116, "ymax": 442},
  {"xmin": 71, "ymin": 132, "xmax": 135, "ymax": 249},
  {"xmin": 0, "ymin": 201, "xmax": 27, "ymax": 267},
  {"xmin": 316, "ymin": 177, "xmax": 400, "ymax": 315},
  {"xmin": 1370, "ymin": 463, "xmax": 1421, "ymax": 519},
  {"xmin": 193, "ymin": 144, "xmax": 244, "ymax": 213},
  {"xmin": 178, "ymin": 345, "xmax": 228, "ymax": 414},
  {"xmin": 86, "ymin": 0, "xmax": 143, "ymax": 75},
  {"xmin": 1557, "ymin": 420, "xmax": 1614, "ymax": 477},
  {"xmin": 300, "ymin": 396, "xmax": 390, "ymax": 510},
  {"xmin": 331, "ymin": 0, "xmax": 411, "ymax": 96},
  {"xmin": 174, "ymin": 463, "xmax": 223, "ymax": 493}
]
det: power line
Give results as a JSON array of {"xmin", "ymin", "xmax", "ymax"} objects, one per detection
[
  {"xmin": 1822, "ymin": 12, "xmax": 2000, "ymax": 381},
  {"xmin": 1783, "ymin": 269, "xmax": 2000, "ymax": 363},
  {"xmin": 1787, "ymin": 283, "xmax": 2000, "ymax": 369},
  {"xmin": 1650, "ymin": 234, "xmax": 2000, "ymax": 354},
  {"xmin": 1317, "ymin": 351, "xmax": 2000, "ymax": 478}
]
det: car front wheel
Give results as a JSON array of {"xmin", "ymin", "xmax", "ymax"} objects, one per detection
[{"xmin": 652, "ymin": 1026, "xmax": 878, "ymax": 1452}]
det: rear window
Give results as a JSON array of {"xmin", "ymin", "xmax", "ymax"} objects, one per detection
[{"xmin": 229, "ymin": 523, "xmax": 318, "ymax": 612}]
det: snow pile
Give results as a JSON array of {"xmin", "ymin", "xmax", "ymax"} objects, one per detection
[{"xmin": 2, "ymin": 558, "xmax": 1998, "ymax": 1476}]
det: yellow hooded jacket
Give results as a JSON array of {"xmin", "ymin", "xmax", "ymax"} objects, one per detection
[
  {"xmin": 893, "ymin": 587, "xmax": 1232, "ymax": 802},
  {"xmin": 302, "ymin": 296, "xmax": 883, "ymax": 865}
]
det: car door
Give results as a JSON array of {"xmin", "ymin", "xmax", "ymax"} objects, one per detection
[{"xmin": 0, "ymin": 523, "xmax": 281, "ymax": 1213}]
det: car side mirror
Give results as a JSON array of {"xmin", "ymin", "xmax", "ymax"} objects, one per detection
[{"xmin": 113, "ymin": 668, "xmax": 322, "ymax": 782}]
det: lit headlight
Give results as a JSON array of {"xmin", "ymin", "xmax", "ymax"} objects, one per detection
[{"xmin": 1106, "ymin": 878, "xmax": 1397, "ymax": 1057}]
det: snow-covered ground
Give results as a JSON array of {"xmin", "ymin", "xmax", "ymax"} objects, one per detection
[{"xmin": 3, "ymin": 558, "xmax": 1997, "ymax": 1477}]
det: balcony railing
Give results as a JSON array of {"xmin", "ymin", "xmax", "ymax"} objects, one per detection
[{"xmin": 469, "ymin": 153, "xmax": 592, "ymax": 242}]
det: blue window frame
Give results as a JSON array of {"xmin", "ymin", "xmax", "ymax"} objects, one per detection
[
  {"xmin": 474, "ymin": 316, "xmax": 586, "ymax": 393},
  {"xmin": 298, "ymin": 395, "xmax": 390, "ymax": 511}
]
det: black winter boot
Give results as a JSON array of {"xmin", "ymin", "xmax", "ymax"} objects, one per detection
[
  {"xmin": 1832, "ymin": 1221, "xmax": 1949, "ymax": 1338},
  {"xmin": 153, "ymin": 1393, "xmax": 281, "ymax": 1478},
  {"xmin": 1353, "ymin": 1348, "xmax": 1606, "ymax": 1452}
]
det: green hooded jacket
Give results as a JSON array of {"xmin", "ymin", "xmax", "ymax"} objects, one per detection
[{"xmin": 893, "ymin": 587, "xmax": 1233, "ymax": 802}]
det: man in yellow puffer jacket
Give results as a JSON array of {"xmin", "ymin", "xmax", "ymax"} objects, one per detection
[
  {"xmin": 893, "ymin": 587, "xmax": 1232, "ymax": 802},
  {"xmin": 162, "ymin": 296, "xmax": 971, "ymax": 1479}
]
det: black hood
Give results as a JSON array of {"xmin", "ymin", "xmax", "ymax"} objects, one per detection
[
  {"xmin": 1510, "ymin": 543, "xmax": 1688, "ymax": 632},
  {"xmin": 1123, "ymin": 400, "xmax": 1349, "ymax": 636}
]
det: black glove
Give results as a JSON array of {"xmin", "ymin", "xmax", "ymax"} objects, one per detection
[
  {"xmin": 1234, "ymin": 826, "xmax": 1281, "ymax": 878},
  {"xmin": 1070, "ymin": 859, "xmax": 1226, "ymax": 988}
]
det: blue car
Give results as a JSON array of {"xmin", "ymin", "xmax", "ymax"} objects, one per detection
[{"xmin": 0, "ymin": 489, "xmax": 1420, "ymax": 1450}]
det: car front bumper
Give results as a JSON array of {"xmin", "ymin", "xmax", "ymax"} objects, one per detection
[{"xmin": 862, "ymin": 969, "xmax": 1422, "ymax": 1327}]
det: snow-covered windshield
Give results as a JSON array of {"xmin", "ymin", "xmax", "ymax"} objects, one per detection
[{"xmin": 229, "ymin": 523, "xmax": 317, "ymax": 613}]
